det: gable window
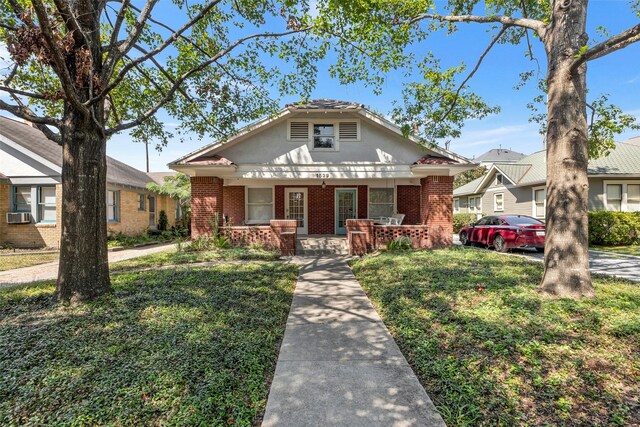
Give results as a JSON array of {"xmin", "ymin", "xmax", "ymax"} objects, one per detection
[
  {"xmin": 468, "ymin": 196, "xmax": 481, "ymax": 214},
  {"xmin": 453, "ymin": 198, "xmax": 460, "ymax": 213},
  {"xmin": 38, "ymin": 187, "xmax": 56, "ymax": 222},
  {"xmin": 138, "ymin": 194, "xmax": 146, "ymax": 211},
  {"xmin": 605, "ymin": 181, "xmax": 640, "ymax": 212},
  {"xmin": 246, "ymin": 187, "xmax": 273, "ymax": 223},
  {"xmin": 313, "ymin": 124, "xmax": 335, "ymax": 150},
  {"xmin": 533, "ymin": 187, "xmax": 546, "ymax": 218},
  {"xmin": 496, "ymin": 173, "xmax": 503, "ymax": 185},
  {"xmin": 107, "ymin": 190, "xmax": 120, "ymax": 222},
  {"xmin": 12, "ymin": 186, "xmax": 32, "ymax": 212},
  {"xmin": 369, "ymin": 188, "xmax": 395, "ymax": 218},
  {"xmin": 494, "ymin": 193, "xmax": 504, "ymax": 211}
]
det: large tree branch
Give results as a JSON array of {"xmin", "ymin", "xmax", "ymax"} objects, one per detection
[
  {"xmin": 99, "ymin": 0, "xmax": 222, "ymax": 94},
  {"xmin": 30, "ymin": 0, "xmax": 88, "ymax": 115},
  {"xmin": 0, "ymin": 99, "xmax": 61, "ymax": 142},
  {"xmin": 0, "ymin": 86, "xmax": 47, "ymax": 99},
  {"xmin": 102, "ymin": 0, "xmax": 158, "ymax": 79},
  {"xmin": 570, "ymin": 23, "xmax": 640, "ymax": 74},
  {"xmin": 105, "ymin": 27, "xmax": 311, "ymax": 135},
  {"xmin": 409, "ymin": 13, "xmax": 546, "ymax": 35}
]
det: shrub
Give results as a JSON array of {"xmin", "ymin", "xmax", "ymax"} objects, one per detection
[
  {"xmin": 453, "ymin": 213, "xmax": 481, "ymax": 233},
  {"xmin": 387, "ymin": 236, "xmax": 412, "ymax": 251},
  {"xmin": 158, "ymin": 210, "xmax": 168, "ymax": 231},
  {"xmin": 588, "ymin": 211, "xmax": 640, "ymax": 246}
]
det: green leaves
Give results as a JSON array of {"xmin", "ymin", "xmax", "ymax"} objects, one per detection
[{"xmin": 588, "ymin": 95, "xmax": 640, "ymax": 159}]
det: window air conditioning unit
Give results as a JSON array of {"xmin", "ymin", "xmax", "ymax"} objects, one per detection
[{"xmin": 6, "ymin": 212, "xmax": 31, "ymax": 224}]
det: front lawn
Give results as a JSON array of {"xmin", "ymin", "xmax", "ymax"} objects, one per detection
[
  {"xmin": 0, "ymin": 255, "xmax": 298, "ymax": 425},
  {"xmin": 351, "ymin": 247, "xmax": 639, "ymax": 426},
  {"xmin": 590, "ymin": 244, "xmax": 640, "ymax": 257},
  {"xmin": 0, "ymin": 252, "xmax": 59, "ymax": 271}
]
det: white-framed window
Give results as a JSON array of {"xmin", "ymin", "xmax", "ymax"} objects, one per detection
[
  {"xmin": 468, "ymin": 196, "xmax": 482, "ymax": 214},
  {"xmin": 604, "ymin": 181, "xmax": 640, "ymax": 212},
  {"xmin": 368, "ymin": 187, "xmax": 395, "ymax": 218},
  {"xmin": 107, "ymin": 190, "xmax": 120, "ymax": 222},
  {"xmin": 453, "ymin": 198, "xmax": 460, "ymax": 213},
  {"xmin": 312, "ymin": 123, "xmax": 336, "ymax": 150},
  {"xmin": 532, "ymin": 187, "xmax": 546, "ymax": 218},
  {"xmin": 12, "ymin": 186, "xmax": 32, "ymax": 212},
  {"xmin": 246, "ymin": 187, "xmax": 274, "ymax": 223},
  {"xmin": 494, "ymin": 193, "xmax": 504, "ymax": 211},
  {"xmin": 496, "ymin": 173, "xmax": 503, "ymax": 185},
  {"xmin": 38, "ymin": 186, "xmax": 56, "ymax": 222},
  {"xmin": 287, "ymin": 119, "xmax": 360, "ymax": 149},
  {"xmin": 138, "ymin": 193, "xmax": 146, "ymax": 211},
  {"xmin": 12, "ymin": 185, "xmax": 57, "ymax": 223}
]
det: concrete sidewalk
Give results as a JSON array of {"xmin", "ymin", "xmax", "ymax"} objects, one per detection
[
  {"xmin": 263, "ymin": 257, "xmax": 445, "ymax": 427},
  {"xmin": 0, "ymin": 243, "xmax": 176, "ymax": 287}
]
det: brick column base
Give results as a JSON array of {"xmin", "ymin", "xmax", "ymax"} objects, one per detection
[
  {"xmin": 270, "ymin": 220, "xmax": 297, "ymax": 256},
  {"xmin": 190, "ymin": 176, "xmax": 223, "ymax": 238},
  {"xmin": 346, "ymin": 219, "xmax": 374, "ymax": 255},
  {"xmin": 420, "ymin": 176, "xmax": 454, "ymax": 248}
]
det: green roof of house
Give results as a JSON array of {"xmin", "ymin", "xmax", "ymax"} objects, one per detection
[{"xmin": 453, "ymin": 176, "xmax": 484, "ymax": 196}]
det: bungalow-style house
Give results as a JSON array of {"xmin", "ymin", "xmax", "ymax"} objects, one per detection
[
  {"xmin": 169, "ymin": 99, "xmax": 475, "ymax": 250},
  {"xmin": 454, "ymin": 141, "xmax": 640, "ymax": 218},
  {"xmin": 0, "ymin": 116, "xmax": 178, "ymax": 248}
]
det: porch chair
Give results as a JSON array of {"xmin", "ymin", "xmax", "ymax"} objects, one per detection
[{"xmin": 376, "ymin": 213, "xmax": 405, "ymax": 225}]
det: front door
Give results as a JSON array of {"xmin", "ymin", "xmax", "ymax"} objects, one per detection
[
  {"xmin": 285, "ymin": 188, "xmax": 308, "ymax": 235},
  {"xmin": 336, "ymin": 189, "xmax": 357, "ymax": 235}
]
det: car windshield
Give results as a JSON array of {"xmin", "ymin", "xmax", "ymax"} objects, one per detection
[{"xmin": 504, "ymin": 216, "xmax": 544, "ymax": 226}]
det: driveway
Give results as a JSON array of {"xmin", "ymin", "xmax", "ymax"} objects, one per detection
[
  {"xmin": 0, "ymin": 243, "xmax": 176, "ymax": 287},
  {"xmin": 453, "ymin": 235, "xmax": 640, "ymax": 282}
]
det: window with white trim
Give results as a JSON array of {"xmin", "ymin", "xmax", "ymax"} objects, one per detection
[
  {"xmin": 38, "ymin": 186, "xmax": 56, "ymax": 222},
  {"xmin": 605, "ymin": 181, "xmax": 640, "ymax": 212},
  {"xmin": 468, "ymin": 196, "xmax": 481, "ymax": 214},
  {"xmin": 12, "ymin": 186, "xmax": 31, "ymax": 212},
  {"xmin": 496, "ymin": 173, "xmax": 503, "ymax": 185},
  {"xmin": 453, "ymin": 198, "xmax": 460, "ymax": 213},
  {"xmin": 369, "ymin": 188, "xmax": 394, "ymax": 218},
  {"xmin": 313, "ymin": 124, "xmax": 335, "ymax": 150},
  {"xmin": 107, "ymin": 190, "xmax": 120, "ymax": 222},
  {"xmin": 533, "ymin": 187, "xmax": 546, "ymax": 218},
  {"xmin": 494, "ymin": 193, "xmax": 504, "ymax": 211},
  {"xmin": 246, "ymin": 188, "xmax": 273, "ymax": 223}
]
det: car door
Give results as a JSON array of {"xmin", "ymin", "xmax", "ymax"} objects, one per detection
[{"xmin": 470, "ymin": 217, "xmax": 489, "ymax": 243}]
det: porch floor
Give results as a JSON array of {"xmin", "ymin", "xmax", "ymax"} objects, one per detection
[{"xmin": 297, "ymin": 235, "xmax": 348, "ymax": 256}]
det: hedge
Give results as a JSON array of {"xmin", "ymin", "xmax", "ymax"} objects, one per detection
[
  {"xmin": 588, "ymin": 211, "xmax": 640, "ymax": 246},
  {"xmin": 453, "ymin": 213, "xmax": 481, "ymax": 233}
]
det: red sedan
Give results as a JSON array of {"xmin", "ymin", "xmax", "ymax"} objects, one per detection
[{"xmin": 459, "ymin": 215, "xmax": 545, "ymax": 252}]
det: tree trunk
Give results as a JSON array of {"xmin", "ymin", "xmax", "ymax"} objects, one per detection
[
  {"xmin": 540, "ymin": 0, "xmax": 594, "ymax": 298},
  {"xmin": 56, "ymin": 111, "xmax": 111, "ymax": 303}
]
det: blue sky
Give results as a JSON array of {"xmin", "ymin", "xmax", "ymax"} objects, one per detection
[{"xmin": 103, "ymin": 1, "xmax": 640, "ymax": 171}]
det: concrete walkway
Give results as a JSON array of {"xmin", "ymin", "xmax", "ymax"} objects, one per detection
[
  {"xmin": 0, "ymin": 243, "xmax": 176, "ymax": 287},
  {"xmin": 263, "ymin": 257, "xmax": 445, "ymax": 427}
]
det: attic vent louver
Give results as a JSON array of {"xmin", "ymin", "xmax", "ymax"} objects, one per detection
[
  {"xmin": 289, "ymin": 121, "xmax": 309, "ymax": 140},
  {"xmin": 339, "ymin": 122, "xmax": 358, "ymax": 140}
]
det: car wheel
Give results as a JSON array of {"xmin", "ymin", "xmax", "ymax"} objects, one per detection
[
  {"xmin": 460, "ymin": 231, "xmax": 470, "ymax": 246},
  {"xmin": 494, "ymin": 235, "xmax": 508, "ymax": 253}
]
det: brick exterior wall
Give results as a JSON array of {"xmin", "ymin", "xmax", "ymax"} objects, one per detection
[
  {"xmin": 357, "ymin": 185, "xmax": 368, "ymax": 219},
  {"xmin": 421, "ymin": 176, "xmax": 454, "ymax": 247},
  {"xmin": 275, "ymin": 186, "xmax": 285, "ymax": 219},
  {"xmin": 191, "ymin": 176, "xmax": 223, "ymax": 238},
  {"xmin": 0, "ymin": 183, "xmax": 177, "ymax": 248},
  {"xmin": 223, "ymin": 186, "xmax": 245, "ymax": 225},
  {"xmin": 396, "ymin": 185, "xmax": 421, "ymax": 225}
]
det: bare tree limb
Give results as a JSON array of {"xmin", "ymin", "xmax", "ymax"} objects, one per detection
[
  {"xmin": 0, "ymin": 86, "xmax": 47, "ymax": 99},
  {"xmin": 437, "ymin": 26, "xmax": 507, "ymax": 124},
  {"xmin": 105, "ymin": 26, "xmax": 311, "ymax": 135},
  {"xmin": 570, "ymin": 23, "xmax": 640, "ymax": 74},
  {"xmin": 103, "ymin": 0, "xmax": 131, "ymax": 62},
  {"xmin": 0, "ymin": 99, "xmax": 60, "ymax": 127},
  {"xmin": 99, "ymin": 0, "xmax": 222, "ymax": 92},
  {"xmin": 409, "ymin": 13, "xmax": 546, "ymax": 35},
  {"xmin": 30, "ymin": 0, "xmax": 88, "ymax": 115}
]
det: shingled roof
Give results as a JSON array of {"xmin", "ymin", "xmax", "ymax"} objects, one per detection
[
  {"xmin": 0, "ymin": 116, "xmax": 156, "ymax": 190},
  {"xmin": 285, "ymin": 99, "xmax": 364, "ymax": 110},
  {"xmin": 414, "ymin": 154, "xmax": 461, "ymax": 165}
]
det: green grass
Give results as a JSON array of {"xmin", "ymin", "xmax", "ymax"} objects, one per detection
[
  {"xmin": 110, "ymin": 246, "xmax": 280, "ymax": 272},
  {"xmin": 107, "ymin": 233, "xmax": 174, "ymax": 248},
  {"xmin": 0, "ymin": 252, "xmax": 298, "ymax": 426},
  {"xmin": 351, "ymin": 247, "xmax": 639, "ymax": 426},
  {"xmin": 0, "ymin": 253, "xmax": 59, "ymax": 271},
  {"xmin": 590, "ymin": 244, "xmax": 640, "ymax": 256}
]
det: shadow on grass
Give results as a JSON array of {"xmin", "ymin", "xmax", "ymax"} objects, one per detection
[
  {"xmin": 351, "ymin": 248, "xmax": 640, "ymax": 427},
  {"xmin": 0, "ymin": 262, "xmax": 297, "ymax": 426}
]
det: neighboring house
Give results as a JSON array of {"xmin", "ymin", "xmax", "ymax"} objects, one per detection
[
  {"xmin": 169, "ymin": 99, "xmax": 475, "ymax": 245},
  {"xmin": 454, "ymin": 142, "xmax": 640, "ymax": 218},
  {"xmin": 625, "ymin": 136, "xmax": 640, "ymax": 146},
  {"xmin": 474, "ymin": 148, "xmax": 526, "ymax": 168},
  {"xmin": 0, "ymin": 116, "xmax": 178, "ymax": 248}
]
